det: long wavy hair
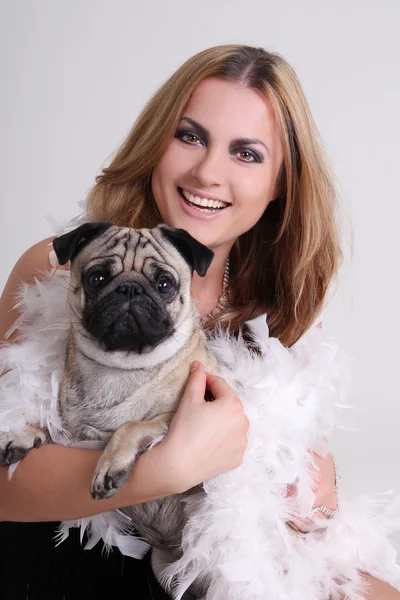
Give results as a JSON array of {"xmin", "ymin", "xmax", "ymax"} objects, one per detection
[{"xmin": 86, "ymin": 45, "xmax": 345, "ymax": 347}]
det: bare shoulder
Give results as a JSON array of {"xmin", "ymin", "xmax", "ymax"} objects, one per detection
[{"xmin": 0, "ymin": 236, "xmax": 68, "ymax": 343}]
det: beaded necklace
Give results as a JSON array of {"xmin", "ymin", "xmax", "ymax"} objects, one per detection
[{"xmin": 199, "ymin": 258, "xmax": 230, "ymax": 327}]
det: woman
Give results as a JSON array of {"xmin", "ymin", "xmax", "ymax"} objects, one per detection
[{"xmin": 0, "ymin": 45, "xmax": 398, "ymax": 599}]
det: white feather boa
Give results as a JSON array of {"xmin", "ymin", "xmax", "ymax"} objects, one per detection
[{"xmin": 1, "ymin": 231, "xmax": 400, "ymax": 599}]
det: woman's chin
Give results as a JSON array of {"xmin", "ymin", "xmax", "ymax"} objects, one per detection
[{"xmin": 174, "ymin": 221, "xmax": 229, "ymax": 249}]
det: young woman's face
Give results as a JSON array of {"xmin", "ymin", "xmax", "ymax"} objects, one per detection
[{"xmin": 151, "ymin": 77, "xmax": 283, "ymax": 252}]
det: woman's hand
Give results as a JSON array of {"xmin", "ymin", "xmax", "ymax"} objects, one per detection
[
  {"xmin": 158, "ymin": 361, "xmax": 249, "ymax": 493},
  {"xmin": 286, "ymin": 452, "xmax": 338, "ymax": 533}
]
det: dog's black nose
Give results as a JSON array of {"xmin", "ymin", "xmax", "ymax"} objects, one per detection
[{"xmin": 117, "ymin": 282, "xmax": 144, "ymax": 295}]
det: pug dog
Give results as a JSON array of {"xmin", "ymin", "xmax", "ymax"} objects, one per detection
[{"xmin": 0, "ymin": 221, "xmax": 222, "ymax": 599}]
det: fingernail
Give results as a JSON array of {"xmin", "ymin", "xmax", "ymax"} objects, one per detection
[{"xmin": 191, "ymin": 361, "xmax": 200, "ymax": 372}]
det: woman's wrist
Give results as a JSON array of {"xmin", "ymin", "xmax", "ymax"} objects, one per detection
[
  {"xmin": 285, "ymin": 452, "xmax": 340, "ymax": 534},
  {"xmin": 130, "ymin": 440, "xmax": 189, "ymax": 499}
]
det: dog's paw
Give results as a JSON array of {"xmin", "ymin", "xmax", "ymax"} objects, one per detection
[
  {"xmin": 90, "ymin": 455, "xmax": 136, "ymax": 500},
  {"xmin": 0, "ymin": 426, "xmax": 48, "ymax": 465},
  {"xmin": 90, "ymin": 421, "xmax": 169, "ymax": 500}
]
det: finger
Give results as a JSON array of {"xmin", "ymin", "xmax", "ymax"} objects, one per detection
[
  {"xmin": 182, "ymin": 361, "xmax": 207, "ymax": 402},
  {"xmin": 205, "ymin": 372, "xmax": 235, "ymax": 401}
]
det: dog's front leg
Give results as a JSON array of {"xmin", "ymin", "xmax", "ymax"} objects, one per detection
[{"xmin": 90, "ymin": 412, "xmax": 175, "ymax": 500}]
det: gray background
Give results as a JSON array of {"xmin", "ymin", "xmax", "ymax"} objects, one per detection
[{"xmin": 1, "ymin": 0, "xmax": 399, "ymax": 547}]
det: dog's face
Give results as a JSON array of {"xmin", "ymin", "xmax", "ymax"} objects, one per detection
[{"xmin": 53, "ymin": 222, "xmax": 214, "ymax": 365}]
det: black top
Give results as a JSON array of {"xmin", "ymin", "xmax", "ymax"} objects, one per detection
[{"xmin": 0, "ymin": 521, "xmax": 171, "ymax": 599}]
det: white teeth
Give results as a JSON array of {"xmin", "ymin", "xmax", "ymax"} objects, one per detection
[{"xmin": 181, "ymin": 189, "xmax": 229, "ymax": 210}]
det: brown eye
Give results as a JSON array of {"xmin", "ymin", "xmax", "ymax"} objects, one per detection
[
  {"xmin": 175, "ymin": 130, "xmax": 203, "ymax": 146},
  {"xmin": 238, "ymin": 150, "xmax": 255, "ymax": 162},
  {"xmin": 183, "ymin": 134, "xmax": 201, "ymax": 144}
]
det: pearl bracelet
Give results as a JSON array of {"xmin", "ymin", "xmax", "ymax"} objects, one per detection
[{"xmin": 309, "ymin": 452, "xmax": 340, "ymax": 518}]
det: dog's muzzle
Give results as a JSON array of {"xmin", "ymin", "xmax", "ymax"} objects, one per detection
[{"xmin": 83, "ymin": 282, "xmax": 174, "ymax": 353}]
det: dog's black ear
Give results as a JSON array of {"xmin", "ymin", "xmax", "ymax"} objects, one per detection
[
  {"xmin": 161, "ymin": 227, "xmax": 214, "ymax": 277},
  {"xmin": 53, "ymin": 221, "xmax": 113, "ymax": 265}
]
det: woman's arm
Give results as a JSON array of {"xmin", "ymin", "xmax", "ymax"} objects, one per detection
[
  {"xmin": 0, "ymin": 361, "xmax": 248, "ymax": 522},
  {"xmin": 0, "ymin": 440, "xmax": 181, "ymax": 522}
]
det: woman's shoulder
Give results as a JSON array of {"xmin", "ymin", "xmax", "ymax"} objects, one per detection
[
  {"xmin": 0, "ymin": 236, "xmax": 69, "ymax": 342},
  {"xmin": 4, "ymin": 235, "xmax": 69, "ymax": 287}
]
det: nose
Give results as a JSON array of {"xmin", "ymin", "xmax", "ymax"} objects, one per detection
[
  {"xmin": 190, "ymin": 148, "xmax": 225, "ymax": 187},
  {"xmin": 117, "ymin": 282, "xmax": 144, "ymax": 296}
]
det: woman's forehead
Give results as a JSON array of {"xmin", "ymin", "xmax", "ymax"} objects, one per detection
[{"xmin": 180, "ymin": 77, "xmax": 279, "ymax": 143}]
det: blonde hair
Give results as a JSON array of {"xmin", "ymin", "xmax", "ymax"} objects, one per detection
[{"xmin": 87, "ymin": 45, "xmax": 344, "ymax": 347}]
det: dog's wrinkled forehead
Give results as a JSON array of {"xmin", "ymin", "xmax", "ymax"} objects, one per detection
[{"xmin": 74, "ymin": 225, "xmax": 188, "ymax": 281}]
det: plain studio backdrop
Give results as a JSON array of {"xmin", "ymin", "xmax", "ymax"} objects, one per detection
[{"xmin": 1, "ymin": 0, "xmax": 399, "ymax": 549}]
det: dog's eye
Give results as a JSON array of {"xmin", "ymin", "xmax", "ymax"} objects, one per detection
[
  {"xmin": 157, "ymin": 277, "xmax": 174, "ymax": 294},
  {"xmin": 88, "ymin": 273, "xmax": 108, "ymax": 287}
]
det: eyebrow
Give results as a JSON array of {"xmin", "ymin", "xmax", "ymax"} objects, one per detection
[{"xmin": 179, "ymin": 117, "xmax": 270, "ymax": 156}]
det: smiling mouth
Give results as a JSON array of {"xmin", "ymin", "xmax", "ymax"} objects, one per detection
[{"xmin": 179, "ymin": 188, "xmax": 230, "ymax": 213}]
